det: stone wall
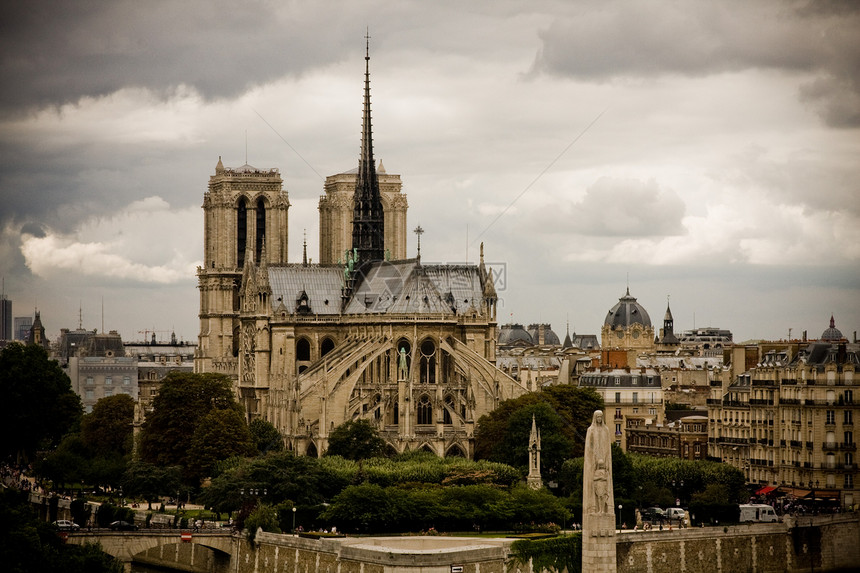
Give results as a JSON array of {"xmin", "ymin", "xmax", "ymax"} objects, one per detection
[{"xmin": 614, "ymin": 516, "xmax": 859, "ymax": 573}]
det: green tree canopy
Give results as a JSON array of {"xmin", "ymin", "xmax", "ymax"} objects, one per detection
[
  {"xmin": 0, "ymin": 343, "xmax": 83, "ymax": 463},
  {"xmin": 249, "ymin": 418, "xmax": 284, "ymax": 455},
  {"xmin": 187, "ymin": 408, "xmax": 255, "ymax": 482},
  {"xmin": 473, "ymin": 385, "xmax": 603, "ymax": 476},
  {"xmin": 81, "ymin": 394, "xmax": 135, "ymax": 457},
  {"xmin": 324, "ymin": 419, "xmax": 387, "ymax": 460},
  {"xmin": 138, "ymin": 372, "xmax": 245, "ymax": 482},
  {"xmin": 121, "ymin": 461, "xmax": 182, "ymax": 510}
]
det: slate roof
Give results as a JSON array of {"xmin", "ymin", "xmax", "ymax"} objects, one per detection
[{"xmin": 266, "ymin": 260, "xmax": 485, "ymax": 316}]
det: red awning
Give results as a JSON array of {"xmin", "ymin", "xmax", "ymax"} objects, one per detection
[{"xmin": 755, "ymin": 485, "xmax": 776, "ymax": 495}]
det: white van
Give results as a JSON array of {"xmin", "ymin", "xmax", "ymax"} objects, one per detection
[{"xmin": 739, "ymin": 504, "xmax": 779, "ymax": 523}]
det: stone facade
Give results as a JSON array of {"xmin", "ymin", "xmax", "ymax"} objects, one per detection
[
  {"xmin": 195, "ymin": 160, "xmax": 290, "ymax": 377},
  {"xmin": 708, "ymin": 333, "xmax": 859, "ymax": 509}
]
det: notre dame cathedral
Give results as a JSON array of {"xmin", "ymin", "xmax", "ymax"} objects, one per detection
[{"xmin": 195, "ymin": 43, "xmax": 527, "ymax": 458}]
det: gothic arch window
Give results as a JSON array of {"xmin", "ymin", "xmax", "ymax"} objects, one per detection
[
  {"xmin": 306, "ymin": 442, "xmax": 318, "ymax": 458},
  {"xmin": 296, "ymin": 338, "xmax": 311, "ymax": 362},
  {"xmin": 417, "ymin": 394, "xmax": 432, "ymax": 425},
  {"xmin": 255, "ymin": 197, "xmax": 266, "ymax": 263},
  {"xmin": 237, "ymin": 197, "xmax": 248, "ymax": 267},
  {"xmin": 420, "ymin": 339, "xmax": 436, "ymax": 384},
  {"xmin": 446, "ymin": 444, "xmax": 465, "ymax": 457},
  {"xmin": 321, "ymin": 337, "xmax": 335, "ymax": 357}
]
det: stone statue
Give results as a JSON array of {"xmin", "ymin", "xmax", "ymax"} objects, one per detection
[
  {"xmin": 584, "ymin": 410, "xmax": 613, "ymax": 516},
  {"xmin": 398, "ymin": 347, "xmax": 409, "ymax": 380},
  {"xmin": 347, "ymin": 250, "xmax": 355, "ymax": 273},
  {"xmin": 582, "ymin": 409, "xmax": 616, "ymax": 572}
]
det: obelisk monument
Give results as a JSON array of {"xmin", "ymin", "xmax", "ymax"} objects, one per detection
[{"xmin": 582, "ymin": 410, "xmax": 616, "ymax": 571}]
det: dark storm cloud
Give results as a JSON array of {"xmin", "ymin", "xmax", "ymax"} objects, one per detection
[
  {"xmin": 532, "ymin": 0, "xmax": 860, "ymax": 127},
  {"xmin": 0, "ymin": 0, "xmax": 354, "ymax": 116}
]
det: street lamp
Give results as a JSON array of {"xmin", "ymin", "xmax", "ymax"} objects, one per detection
[
  {"xmin": 292, "ymin": 506, "xmax": 297, "ymax": 534},
  {"xmin": 617, "ymin": 504, "xmax": 623, "ymax": 530}
]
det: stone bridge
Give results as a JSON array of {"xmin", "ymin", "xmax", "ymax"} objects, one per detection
[{"xmin": 66, "ymin": 529, "xmax": 236, "ymax": 572}]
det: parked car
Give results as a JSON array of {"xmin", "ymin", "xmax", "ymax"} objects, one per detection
[
  {"xmin": 109, "ymin": 520, "xmax": 139, "ymax": 531},
  {"xmin": 53, "ymin": 519, "xmax": 80, "ymax": 531},
  {"xmin": 641, "ymin": 507, "xmax": 665, "ymax": 523}
]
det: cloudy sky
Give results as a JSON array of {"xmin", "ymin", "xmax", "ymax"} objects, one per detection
[{"xmin": 1, "ymin": 0, "xmax": 858, "ymax": 345}]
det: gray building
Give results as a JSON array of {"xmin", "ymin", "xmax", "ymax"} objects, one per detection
[{"xmin": 0, "ymin": 295, "xmax": 11, "ymax": 342}]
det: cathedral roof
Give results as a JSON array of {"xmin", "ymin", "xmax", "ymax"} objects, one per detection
[
  {"xmin": 266, "ymin": 260, "xmax": 486, "ymax": 317},
  {"xmin": 604, "ymin": 287, "xmax": 652, "ymax": 329}
]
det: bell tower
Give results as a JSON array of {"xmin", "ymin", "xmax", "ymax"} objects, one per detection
[{"xmin": 195, "ymin": 158, "xmax": 290, "ymax": 376}]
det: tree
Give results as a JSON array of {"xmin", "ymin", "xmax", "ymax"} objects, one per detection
[
  {"xmin": 186, "ymin": 408, "xmax": 255, "ymax": 482},
  {"xmin": 0, "ymin": 488, "xmax": 122, "ymax": 573},
  {"xmin": 473, "ymin": 385, "xmax": 603, "ymax": 476},
  {"xmin": 121, "ymin": 461, "xmax": 182, "ymax": 510},
  {"xmin": 325, "ymin": 419, "xmax": 387, "ymax": 460},
  {"xmin": 249, "ymin": 418, "xmax": 283, "ymax": 455},
  {"xmin": 81, "ymin": 394, "xmax": 135, "ymax": 457},
  {"xmin": 138, "ymin": 372, "xmax": 243, "ymax": 479},
  {"xmin": 0, "ymin": 343, "xmax": 83, "ymax": 463}
]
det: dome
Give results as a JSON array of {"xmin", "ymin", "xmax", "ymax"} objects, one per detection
[
  {"xmin": 499, "ymin": 323, "xmax": 533, "ymax": 345},
  {"xmin": 821, "ymin": 315, "xmax": 844, "ymax": 341},
  {"xmin": 604, "ymin": 288, "xmax": 652, "ymax": 329},
  {"xmin": 526, "ymin": 323, "xmax": 562, "ymax": 346}
]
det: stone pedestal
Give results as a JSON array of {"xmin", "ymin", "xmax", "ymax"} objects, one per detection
[{"xmin": 582, "ymin": 512, "xmax": 616, "ymax": 572}]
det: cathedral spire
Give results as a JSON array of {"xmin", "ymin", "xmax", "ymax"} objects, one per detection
[{"xmin": 351, "ymin": 31, "xmax": 385, "ymax": 263}]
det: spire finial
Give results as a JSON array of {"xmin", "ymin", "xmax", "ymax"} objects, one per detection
[
  {"xmin": 365, "ymin": 28, "xmax": 370, "ymax": 60},
  {"xmin": 414, "ymin": 225, "xmax": 424, "ymax": 261},
  {"xmin": 302, "ymin": 229, "xmax": 308, "ymax": 266}
]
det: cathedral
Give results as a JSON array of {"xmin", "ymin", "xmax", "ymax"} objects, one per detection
[{"xmin": 195, "ymin": 42, "xmax": 527, "ymax": 458}]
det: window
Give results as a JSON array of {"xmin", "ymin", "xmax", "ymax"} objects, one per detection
[
  {"xmin": 827, "ymin": 410, "xmax": 836, "ymax": 424},
  {"xmin": 615, "ymin": 377, "xmax": 621, "ymax": 385},
  {"xmin": 846, "ymin": 390, "xmax": 854, "ymax": 404},
  {"xmin": 86, "ymin": 376, "xmax": 94, "ymax": 386},
  {"xmin": 845, "ymin": 452, "xmax": 853, "ymax": 468},
  {"xmin": 632, "ymin": 392, "xmax": 638, "ymax": 404},
  {"xmin": 105, "ymin": 388, "xmax": 113, "ymax": 397},
  {"xmin": 633, "ymin": 408, "xmax": 639, "ymax": 414},
  {"xmin": 123, "ymin": 376, "xmax": 131, "ymax": 386},
  {"xmin": 105, "ymin": 377, "xmax": 112, "ymax": 386},
  {"xmin": 846, "ymin": 474, "xmax": 854, "ymax": 488},
  {"xmin": 615, "ymin": 408, "xmax": 622, "ymax": 419},
  {"xmin": 846, "ymin": 410, "xmax": 854, "ymax": 425},
  {"xmin": 296, "ymin": 338, "xmax": 311, "ymax": 361},
  {"xmin": 417, "ymin": 395, "xmax": 432, "ymax": 425},
  {"xmin": 649, "ymin": 408, "xmax": 656, "ymax": 415},
  {"xmin": 615, "ymin": 423, "xmax": 621, "ymax": 436},
  {"xmin": 615, "ymin": 392, "xmax": 621, "ymax": 404},
  {"xmin": 845, "ymin": 431, "xmax": 854, "ymax": 445},
  {"xmin": 85, "ymin": 389, "xmax": 94, "ymax": 400}
]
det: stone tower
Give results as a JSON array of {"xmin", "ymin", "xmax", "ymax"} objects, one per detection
[
  {"xmin": 195, "ymin": 159, "xmax": 290, "ymax": 376},
  {"xmin": 527, "ymin": 414, "xmax": 542, "ymax": 489}
]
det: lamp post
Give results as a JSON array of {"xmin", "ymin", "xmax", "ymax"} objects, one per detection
[
  {"xmin": 292, "ymin": 506, "xmax": 297, "ymax": 534},
  {"xmin": 618, "ymin": 504, "xmax": 623, "ymax": 530}
]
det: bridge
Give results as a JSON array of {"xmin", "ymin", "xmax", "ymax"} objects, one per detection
[{"xmin": 66, "ymin": 529, "xmax": 236, "ymax": 572}]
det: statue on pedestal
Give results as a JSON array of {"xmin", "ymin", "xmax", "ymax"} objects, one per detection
[{"xmin": 582, "ymin": 409, "xmax": 617, "ymax": 572}]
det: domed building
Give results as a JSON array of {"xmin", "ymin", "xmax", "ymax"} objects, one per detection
[
  {"xmin": 821, "ymin": 315, "xmax": 845, "ymax": 342},
  {"xmin": 526, "ymin": 323, "xmax": 561, "ymax": 346},
  {"xmin": 600, "ymin": 287, "xmax": 656, "ymax": 364},
  {"xmin": 498, "ymin": 324, "xmax": 534, "ymax": 348}
]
